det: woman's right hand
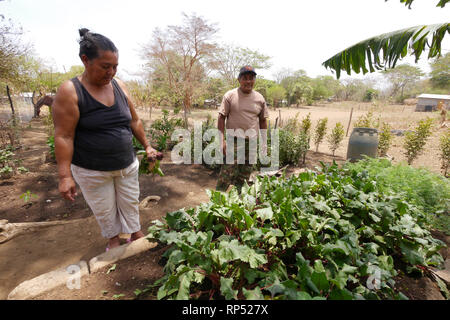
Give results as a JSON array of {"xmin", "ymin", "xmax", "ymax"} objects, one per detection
[{"xmin": 59, "ymin": 177, "xmax": 78, "ymax": 201}]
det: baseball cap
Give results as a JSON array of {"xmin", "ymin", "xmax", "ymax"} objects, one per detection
[{"xmin": 238, "ymin": 65, "xmax": 257, "ymax": 78}]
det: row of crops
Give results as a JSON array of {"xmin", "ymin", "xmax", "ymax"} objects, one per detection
[{"xmin": 146, "ymin": 158, "xmax": 449, "ymax": 300}]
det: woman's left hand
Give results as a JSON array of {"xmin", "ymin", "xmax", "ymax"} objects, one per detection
[{"xmin": 145, "ymin": 146, "xmax": 158, "ymax": 161}]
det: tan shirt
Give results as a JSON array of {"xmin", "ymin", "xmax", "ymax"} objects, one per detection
[{"xmin": 218, "ymin": 88, "xmax": 269, "ymax": 138}]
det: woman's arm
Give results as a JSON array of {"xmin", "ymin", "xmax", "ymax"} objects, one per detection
[
  {"xmin": 115, "ymin": 79, "xmax": 158, "ymax": 160},
  {"xmin": 52, "ymin": 80, "xmax": 80, "ymax": 201}
]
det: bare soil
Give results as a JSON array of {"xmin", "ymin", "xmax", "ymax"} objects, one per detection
[{"xmin": 0, "ymin": 102, "xmax": 448, "ymax": 300}]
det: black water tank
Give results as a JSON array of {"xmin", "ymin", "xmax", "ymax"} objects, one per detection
[{"xmin": 346, "ymin": 127, "xmax": 379, "ymax": 162}]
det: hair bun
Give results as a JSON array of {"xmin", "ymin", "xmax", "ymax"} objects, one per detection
[{"xmin": 79, "ymin": 28, "xmax": 90, "ymax": 37}]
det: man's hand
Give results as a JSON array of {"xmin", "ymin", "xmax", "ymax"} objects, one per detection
[{"xmin": 59, "ymin": 177, "xmax": 77, "ymax": 201}]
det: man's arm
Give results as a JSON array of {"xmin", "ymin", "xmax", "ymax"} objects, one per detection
[
  {"xmin": 218, "ymin": 113, "xmax": 226, "ymax": 156},
  {"xmin": 52, "ymin": 80, "xmax": 79, "ymax": 201}
]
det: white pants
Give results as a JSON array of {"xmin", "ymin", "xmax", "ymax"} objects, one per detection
[{"xmin": 71, "ymin": 158, "xmax": 141, "ymax": 239}]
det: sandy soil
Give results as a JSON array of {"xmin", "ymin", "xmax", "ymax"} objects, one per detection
[{"xmin": 0, "ymin": 101, "xmax": 448, "ymax": 300}]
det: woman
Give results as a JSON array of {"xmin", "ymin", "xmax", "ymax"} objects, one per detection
[{"xmin": 52, "ymin": 28, "xmax": 158, "ymax": 251}]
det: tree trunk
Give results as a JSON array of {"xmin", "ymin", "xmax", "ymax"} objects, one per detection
[
  {"xmin": 6, "ymin": 85, "xmax": 15, "ymax": 117},
  {"xmin": 183, "ymin": 91, "xmax": 191, "ymax": 129},
  {"xmin": 6, "ymin": 85, "xmax": 18, "ymax": 131}
]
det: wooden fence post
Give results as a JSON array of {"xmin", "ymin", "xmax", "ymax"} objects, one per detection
[{"xmin": 346, "ymin": 107, "xmax": 353, "ymax": 137}]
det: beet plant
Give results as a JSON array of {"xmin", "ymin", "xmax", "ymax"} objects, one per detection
[{"xmin": 146, "ymin": 162, "xmax": 445, "ymax": 300}]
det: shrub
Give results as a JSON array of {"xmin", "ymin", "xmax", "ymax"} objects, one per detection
[
  {"xmin": 327, "ymin": 122, "xmax": 345, "ymax": 157},
  {"xmin": 282, "ymin": 112, "xmax": 300, "ymax": 134},
  {"xmin": 344, "ymin": 157, "xmax": 450, "ymax": 234},
  {"xmin": 377, "ymin": 122, "xmax": 393, "ymax": 157},
  {"xmin": 299, "ymin": 113, "xmax": 312, "ymax": 137},
  {"xmin": 439, "ymin": 129, "xmax": 450, "ymax": 177},
  {"xmin": 403, "ymin": 118, "xmax": 433, "ymax": 165},
  {"xmin": 313, "ymin": 118, "xmax": 328, "ymax": 152},
  {"xmin": 363, "ymin": 88, "xmax": 379, "ymax": 102},
  {"xmin": 354, "ymin": 110, "xmax": 379, "ymax": 129},
  {"xmin": 149, "ymin": 109, "xmax": 184, "ymax": 151},
  {"xmin": 279, "ymin": 129, "xmax": 309, "ymax": 166}
]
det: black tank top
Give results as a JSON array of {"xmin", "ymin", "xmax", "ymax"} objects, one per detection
[{"xmin": 71, "ymin": 77, "xmax": 135, "ymax": 171}]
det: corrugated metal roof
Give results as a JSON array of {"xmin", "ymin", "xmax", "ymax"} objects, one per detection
[{"xmin": 417, "ymin": 93, "xmax": 450, "ymax": 100}]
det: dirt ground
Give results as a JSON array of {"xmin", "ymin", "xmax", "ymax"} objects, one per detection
[{"xmin": 0, "ymin": 102, "xmax": 448, "ymax": 300}]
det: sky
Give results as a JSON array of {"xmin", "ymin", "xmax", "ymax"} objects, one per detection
[{"xmin": 1, "ymin": 0, "xmax": 449, "ymax": 84}]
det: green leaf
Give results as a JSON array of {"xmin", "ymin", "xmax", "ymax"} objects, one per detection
[
  {"xmin": 311, "ymin": 271, "xmax": 330, "ymax": 292},
  {"xmin": 296, "ymin": 291, "xmax": 313, "ymax": 300},
  {"xmin": 329, "ymin": 288, "xmax": 354, "ymax": 300},
  {"xmin": 322, "ymin": 240, "xmax": 350, "ymax": 256},
  {"xmin": 323, "ymin": 23, "xmax": 450, "ymax": 78},
  {"xmin": 220, "ymin": 277, "xmax": 238, "ymax": 300},
  {"xmin": 255, "ymin": 206, "xmax": 274, "ymax": 221},
  {"xmin": 106, "ymin": 264, "xmax": 116, "ymax": 274},
  {"xmin": 399, "ymin": 240, "xmax": 426, "ymax": 265},
  {"xmin": 265, "ymin": 277, "xmax": 285, "ymax": 298},
  {"xmin": 242, "ymin": 287, "xmax": 265, "ymax": 300},
  {"xmin": 176, "ymin": 270, "xmax": 194, "ymax": 300}
]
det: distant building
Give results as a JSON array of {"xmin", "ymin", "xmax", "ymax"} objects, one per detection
[{"xmin": 415, "ymin": 94, "xmax": 450, "ymax": 112}]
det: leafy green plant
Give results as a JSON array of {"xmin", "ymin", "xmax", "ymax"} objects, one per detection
[
  {"xmin": 327, "ymin": 122, "xmax": 345, "ymax": 157},
  {"xmin": 17, "ymin": 166, "xmax": 28, "ymax": 173},
  {"xmin": 299, "ymin": 113, "xmax": 312, "ymax": 137},
  {"xmin": 279, "ymin": 129, "xmax": 309, "ymax": 166},
  {"xmin": 403, "ymin": 118, "xmax": 433, "ymax": 165},
  {"xmin": 47, "ymin": 135, "xmax": 55, "ymax": 159},
  {"xmin": 282, "ymin": 113, "xmax": 301, "ymax": 133},
  {"xmin": 377, "ymin": 122, "xmax": 393, "ymax": 157},
  {"xmin": 0, "ymin": 148, "xmax": 15, "ymax": 178},
  {"xmin": 354, "ymin": 110, "xmax": 379, "ymax": 129},
  {"xmin": 344, "ymin": 157, "xmax": 450, "ymax": 234},
  {"xmin": 20, "ymin": 190, "xmax": 38, "ymax": 203},
  {"xmin": 363, "ymin": 89, "xmax": 379, "ymax": 102},
  {"xmin": 439, "ymin": 129, "xmax": 450, "ymax": 177},
  {"xmin": 137, "ymin": 150, "xmax": 164, "ymax": 177},
  {"xmin": 147, "ymin": 162, "xmax": 445, "ymax": 300},
  {"xmin": 313, "ymin": 118, "xmax": 328, "ymax": 152},
  {"xmin": 149, "ymin": 109, "xmax": 184, "ymax": 151}
]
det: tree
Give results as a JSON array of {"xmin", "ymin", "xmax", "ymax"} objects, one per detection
[
  {"xmin": 0, "ymin": 16, "xmax": 29, "ymax": 85},
  {"xmin": 327, "ymin": 122, "xmax": 345, "ymax": 157},
  {"xmin": 253, "ymin": 78, "xmax": 277, "ymax": 102},
  {"xmin": 313, "ymin": 118, "xmax": 328, "ymax": 152},
  {"xmin": 267, "ymin": 85, "xmax": 286, "ymax": 108},
  {"xmin": 404, "ymin": 118, "xmax": 434, "ymax": 165},
  {"xmin": 212, "ymin": 44, "xmax": 271, "ymax": 87},
  {"xmin": 142, "ymin": 12, "xmax": 219, "ymax": 127},
  {"xmin": 323, "ymin": 0, "xmax": 449, "ymax": 78},
  {"xmin": 311, "ymin": 76, "xmax": 341, "ymax": 101},
  {"xmin": 292, "ymin": 82, "xmax": 313, "ymax": 106},
  {"xmin": 382, "ymin": 64, "xmax": 424, "ymax": 100},
  {"xmin": 429, "ymin": 52, "xmax": 450, "ymax": 89}
]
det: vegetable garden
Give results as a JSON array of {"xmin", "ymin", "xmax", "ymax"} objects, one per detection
[{"xmin": 146, "ymin": 160, "xmax": 448, "ymax": 300}]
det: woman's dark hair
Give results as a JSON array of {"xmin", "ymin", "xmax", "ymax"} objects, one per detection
[{"xmin": 78, "ymin": 28, "xmax": 118, "ymax": 60}]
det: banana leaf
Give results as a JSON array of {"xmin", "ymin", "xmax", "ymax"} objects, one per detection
[
  {"xmin": 389, "ymin": 0, "xmax": 449, "ymax": 9},
  {"xmin": 322, "ymin": 23, "xmax": 450, "ymax": 79}
]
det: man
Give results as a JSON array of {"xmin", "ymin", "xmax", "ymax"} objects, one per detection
[{"xmin": 216, "ymin": 65, "xmax": 269, "ymax": 191}]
